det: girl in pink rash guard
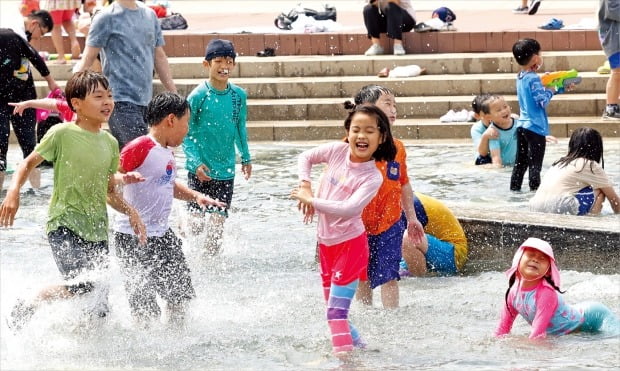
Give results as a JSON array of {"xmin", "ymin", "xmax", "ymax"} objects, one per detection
[
  {"xmin": 495, "ymin": 237, "xmax": 620, "ymax": 339},
  {"xmin": 291, "ymin": 105, "xmax": 397, "ymax": 359}
]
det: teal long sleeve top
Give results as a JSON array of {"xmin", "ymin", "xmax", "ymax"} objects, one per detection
[{"xmin": 183, "ymin": 81, "xmax": 251, "ymax": 180}]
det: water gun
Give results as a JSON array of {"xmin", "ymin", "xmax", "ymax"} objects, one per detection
[{"xmin": 540, "ymin": 69, "xmax": 581, "ymax": 93}]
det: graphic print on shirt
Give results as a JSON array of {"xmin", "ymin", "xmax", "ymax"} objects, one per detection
[
  {"xmin": 327, "ymin": 174, "xmax": 354, "ymax": 196},
  {"xmin": 14, "ymin": 58, "xmax": 30, "ymax": 81},
  {"xmin": 157, "ymin": 160, "xmax": 175, "ymax": 185},
  {"xmin": 386, "ymin": 161, "xmax": 400, "ymax": 181}
]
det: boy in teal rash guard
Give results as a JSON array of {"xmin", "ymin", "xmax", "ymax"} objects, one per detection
[{"xmin": 183, "ymin": 39, "xmax": 252, "ymax": 255}]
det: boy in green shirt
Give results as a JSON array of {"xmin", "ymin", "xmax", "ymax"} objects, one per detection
[{"xmin": 0, "ymin": 71, "xmax": 146, "ymax": 330}]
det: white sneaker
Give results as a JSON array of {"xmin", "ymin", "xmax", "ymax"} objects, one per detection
[
  {"xmin": 440, "ymin": 110, "xmax": 456, "ymax": 122},
  {"xmin": 393, "ymin": 44, "xmax": 405, "ymax": 56},
  {"xmin": 364, "ymin": 44, "xmax": 384, "ymax": 56},
  {"xmin": 453, "ymin": 109, "xmax": 470, "ymax": 122}
]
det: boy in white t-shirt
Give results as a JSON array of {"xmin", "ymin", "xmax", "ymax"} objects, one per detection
[{"xmin": 113, "ymin": 92, "xmax": 224, "ymax": 325}]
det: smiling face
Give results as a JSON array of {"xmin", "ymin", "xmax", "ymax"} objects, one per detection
[
  {"xmin": 484, "ymin": 97, "xmax": 512, "ymax": 128},
  {"xmin": 518, "ymin": 247, "xmax": 551, "ymax": 283},
  {"xmin": 346, "ymin": 112, "xmax": 383, "ymax": 163},
  {"xmin": 71, "ymin": 83, "xmax": 114, "ymax": 124},
  {"xmin": 204, "ymin": 57, "xmax": 236, "ymax": 88},
  {"xmin": 374, "ymin": 92, "xmax": 397, "ymax": 125}
]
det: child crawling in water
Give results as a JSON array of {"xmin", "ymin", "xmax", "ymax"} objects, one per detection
[{"xmin": 495, "ymin": 237, "xmax": 620, "ymax": 339}]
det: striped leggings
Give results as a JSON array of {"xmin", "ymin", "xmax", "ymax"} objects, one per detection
[{"xmin": 323, "ymin": 280, "xmax": 364, "ymax": 353}]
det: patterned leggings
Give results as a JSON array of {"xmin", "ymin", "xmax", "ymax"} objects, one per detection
[{"xmin": 323, "ymin": 280, "xmax": 364, "ymax": 353}]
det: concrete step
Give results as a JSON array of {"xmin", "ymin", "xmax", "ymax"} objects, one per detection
[
  {"xmin": 242, "ymin": 94, "xmax": 607, "ymax": 121},
  {"xmin": 36, "ymin": 71, "xmax": 608, "ymax": 100},
  {"xmin": 169, "ymin": 71, "xmax": 606, "ymax": 99},
  {"xmin": 34, "ymin": 51, "xmax": 605, "ymax": 81},
  {"xmin": 245, "ymin": 117, "xmax": 620, "ymax": 141}
]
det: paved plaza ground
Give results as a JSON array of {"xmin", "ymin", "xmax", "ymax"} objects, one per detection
[{"xmin": 0, "ymin": 0, "xmax": 601, "ymax": 34}]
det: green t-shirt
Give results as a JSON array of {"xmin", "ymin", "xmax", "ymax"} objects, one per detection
[{"xmin": 36, "ymin": 123, "xmax": 119, "ymax": 242}]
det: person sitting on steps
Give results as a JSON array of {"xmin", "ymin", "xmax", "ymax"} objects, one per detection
[{"xmin": 363, "ymin": 0, "xmax": 416, "ymax": 56}]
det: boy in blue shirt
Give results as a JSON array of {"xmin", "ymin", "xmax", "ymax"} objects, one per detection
[
  {"xmin": 478, "ymin": 95, "xmax": 518, "ymax": 167},
  {"xmin": 183, "ymin": 39, "xmax": 252, "ymax": 255},
  {"xmin": 509, "ymin": 38, "xmax": 570, "ymax": 191}
]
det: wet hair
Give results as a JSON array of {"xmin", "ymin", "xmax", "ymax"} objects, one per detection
[
  {"xmin": 471, "ymin": 93, "xmax": 492, "ymax": 114},
  {"xmin": 343, "ymin": 84, "xmax": 395, "ymax": 109},
  {"xmin": 479, "ymin": 94, "xmax": 502, "ymax": 115},
  {"xmin": 512, "ymin": 38, "xmax": 540, "ymax": 66},
  {"xmin": 145, "ymin": 92, "xmax": 189, "ymax": 127},
  {"xmin": 343, "ymin": 105, "xmax": 396, "ymax": 162},
  {"xmin": 28, "ymin": 10, "xmax": 54, "ymax": 33},
  {"xmin": 65, "ymin": 71, "xmax": 110, "ymax": 112},
  {"xmin": 553, "ymin": 127, "xmax": 605, "ymax": 172},
  {"xmin": 504, "ymin": 272, "xmax": 565, "ymax": 316}
]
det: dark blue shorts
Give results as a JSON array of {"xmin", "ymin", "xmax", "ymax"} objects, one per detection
[
  {"xmin": 575, "ymin": 186, "xmax": 595, "ymax": 216},
  {"xmin": 367, "ymin": 217, "xmax": 406, "ymax": 289},
  {"xmin": 187, "ymin": 172, "xmax": 234, "ymax": 217},
  {"xmin": 475, "ymin": 154, "xmax": 492, "ymax": 165},
  {"xmin": 609, "ymin": 52, "xmax": 620, "ymax": 69}
]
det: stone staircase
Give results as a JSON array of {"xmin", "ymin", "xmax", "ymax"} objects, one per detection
[{"xmin": 32, "ymin": 50, "xmax": 619, "ymax": 141}]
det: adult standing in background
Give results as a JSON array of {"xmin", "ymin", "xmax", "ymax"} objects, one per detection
[
  {"xmin": 362, "ymin": 0, "xmax": 416, "ymax": 56},
  {"xmin": 0, "ymin": 10, "xmax": 58, "ymax": 192},
  {"xmin": 599, "ymin": 0, "xmax": 620, "ymax": 119},
  {"xmin": 43, "ymin": 0, "xmax": 82, "ymax": 62},
  {"xmin": 74, "ymin": 0, "xmax": 176, "ymax": 148}
]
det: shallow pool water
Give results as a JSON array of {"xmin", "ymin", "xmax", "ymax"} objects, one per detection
[{"xmin": 1, "ymin": 140, "xmax": 619, "ymax": 369}]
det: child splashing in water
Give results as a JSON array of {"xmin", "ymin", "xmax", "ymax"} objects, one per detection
[
  {"xmin": 291, "ymin": 105, "xmax": 397, "ymax": 358},
  {"xmin": 344, "ymin": 85, "xmax": 424, "ymax": 309},
  {"xmin": 495, "ymin": 237, "xmax": 620, "ymax": 339}
]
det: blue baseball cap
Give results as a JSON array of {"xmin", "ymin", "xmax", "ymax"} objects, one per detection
[
  {"xmin": 205, "ymin": 39, "xmax": 236, "ymax": 61},
  {"xmin": 432, "ymin": 7, "xmax": 456, "ymax": 23}
]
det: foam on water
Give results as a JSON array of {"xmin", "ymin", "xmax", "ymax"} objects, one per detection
[{"xmin": 1, "ymin": 140, "xmax": 619, "ymax": 369}]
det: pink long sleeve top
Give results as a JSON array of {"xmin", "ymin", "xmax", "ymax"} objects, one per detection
[
  {"xmin": 298, "ymin": 142, "xmax": 382, "ymax": 246},
  {"xmin": 495, "ymin": 280, "xmax": 584, "ymax": 339}
]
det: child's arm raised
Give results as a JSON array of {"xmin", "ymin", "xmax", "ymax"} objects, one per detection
[
  {"xmin": 9, "ymin": 98, "xmax": 59, "ymax": 116},
  {"xmin": 0, "ymin": 152, "xmax": 44, "ymax": 227}
]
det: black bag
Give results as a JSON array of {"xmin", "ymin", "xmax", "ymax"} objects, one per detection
[
  {"xmin": 274, "ymin": 5, "xmax": 336, "ymax": 30},
  {"xmin": 160, "ymin": 12, "xmax": 188, "ymax": 30}
]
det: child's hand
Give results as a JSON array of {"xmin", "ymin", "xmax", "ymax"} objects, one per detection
[
  {"xmin": 122, "ymin": 171, "xmax": 145, "ymax": 184},
  {"xmin": 407, "ymin": 219, "xmax": 424, "ymax": 245},
  {"xmin": 8, "ymin": 102, "xmax": 29, "ymax": 116},
  {"xmin": 291, "ymin": 187, "xmax": 313, "ymax": 203},
  {"xmin": 545, "ymin": 135, "xmax": 558, "ymax": 144},
  {"xmin": 0, "ymin": 192, "xmax": 20, "ymax": 227},
  {"xmin": 196, "ymin": 194, "xmax": 226, "ymax": 209},
  {"xmin": 483, "ymin": 126, "xmax": 499, "ymax": 140},
  {"xmin": 196, "ymin": 164, "xmax": 211, "ymax": 182},
  {"xmin": 241, "ymin": 163, "xmax": 252, "ymax": 180},
  {"xmin": 293, "ymin": 181, "xmax": 314, "ymax": 223},
  {"xmin": 128, "ymin": 209, "xmax": 147, "ymax": 245},
  {"xmin": 565, "ymin": 82, "xmax": 578, "ymax": 92}
]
